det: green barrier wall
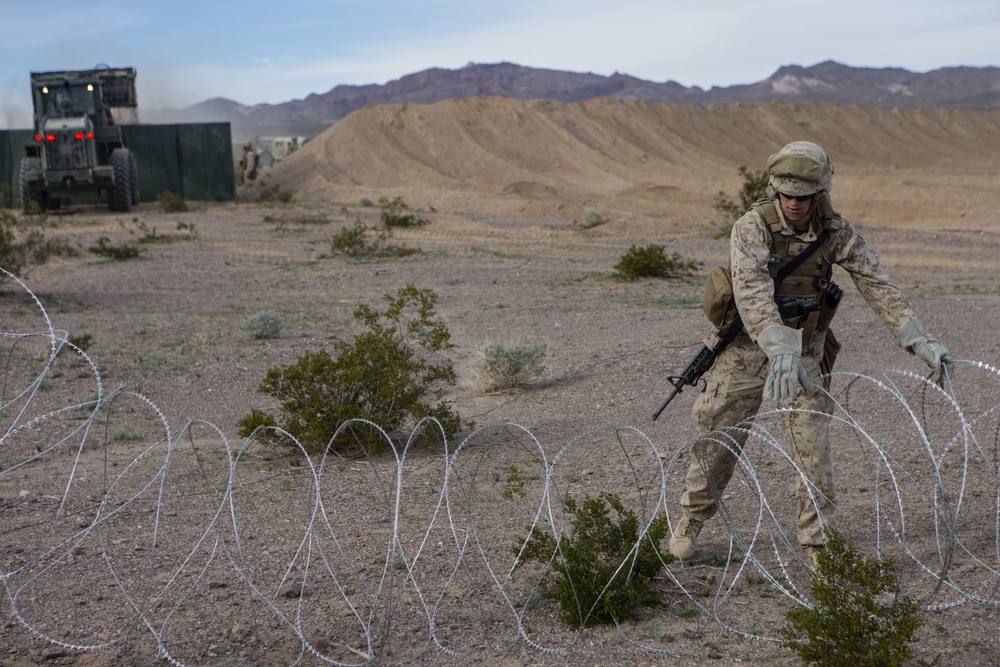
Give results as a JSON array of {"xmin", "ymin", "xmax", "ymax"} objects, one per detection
[{"xmin": 0, "ymin": 122, "xmax": 235, "ymax": 207}]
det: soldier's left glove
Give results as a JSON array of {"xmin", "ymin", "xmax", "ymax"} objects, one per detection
[
  {"xmin": 759, "ymin": 325, "xmax": 816, "ymax": 405},
  {"xmin": 898, "ymin": 317, "xmax": 954, "ymax": 387}
]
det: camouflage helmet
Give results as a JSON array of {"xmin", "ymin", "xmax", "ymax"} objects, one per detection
[
  {"xmin": 766, "ymin": 141, "xmax": 833, "ymax": 196},
  {"xmin": 242, "ymin": 140, "xmax": 253, "ymax": 150}
]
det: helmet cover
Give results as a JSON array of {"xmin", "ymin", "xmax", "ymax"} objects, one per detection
[{"xmin": 767, "ymin": 141, "xmax": 833, "ymax": 196}]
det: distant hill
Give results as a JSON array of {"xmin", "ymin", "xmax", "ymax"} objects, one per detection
[
  {"xmin": 266, "ymin": 96, "xmax": 1000, "ymax": 228},
  {"xmin": 145, "ymin": 60, "xmax": 1000, "ymax": 139}
]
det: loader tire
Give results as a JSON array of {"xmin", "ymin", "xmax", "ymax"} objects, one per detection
[
  {"xmin": 19, "ymin": 158, "xmax": 48, "ymax": 212},
  {"xmin": 108, "ymin": 149, "xmax": 133, "ymax": 212},
  {"xmin": 129, "ymin": 152, "xmax": 140, "ymax": 206}
]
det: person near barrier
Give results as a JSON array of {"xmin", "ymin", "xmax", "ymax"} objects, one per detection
[
  {"xmin": 667, "ymin": 141, "xmax": 953, "ymax": 567},
  {"xmin": 238, "ymin": 140, "xmax": 259, "ymax": 186}
]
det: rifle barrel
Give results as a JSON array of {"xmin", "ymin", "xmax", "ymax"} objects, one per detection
[{"xmin": 651, "ymin": 382, "xmax": 682, "ymax": 421}]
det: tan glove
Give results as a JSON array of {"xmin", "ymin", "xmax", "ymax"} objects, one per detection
[
  {"xmin": 898, "ymin": 317, "xmax": 954, "ymax": 387},
  {"xmin": 758, "ymin": 325, "xmax": 816, "ymax": 404}
]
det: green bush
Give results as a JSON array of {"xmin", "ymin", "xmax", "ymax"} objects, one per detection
[
  {"xmin": 331, "ymin": 219, "xmax": 374, "ymax": 256},
  {"xmin": 780, "ymin": 528, "xmax": 924, "ymax": 667},
  {"xmin": 88, "ymin": 236, "xmax": 145, "ymax": 260},
  {"xmin": 0, "ymin": 183, "xmax": 15, "ymax": 209},
  {"xmin": 236, "ymin": 409, "xmax": 281, "ymax": 445},
  {"xmin": 238, "ymin": 285, "xmax": 468, "ymax": 454},
  {"xmin": 713, "ymin": 165, "xmax": 769, "ymax": 235},
  {"xmin": 379, "ymin": 196, "xmax": 429, "ymax": 228},
  {"xmin": 0, "ymin": 209, "xmax": 76, "ymax": 283},
  {"xmin": 515, "ymin": 492, "xmax": 672, "ymax": 627},
  {"xmin": 475, "ymin": 340, "xmax": 547, "ymax": 392},
  {"xmin": 330, "ymin": 215, "xmax": 420, "ymax": 258},
  {"xmin": 241, "ymin": 311, "xmax": 282, "ymax": 339},
  {"xmin": 613, "ymin": 244, "xmax": 698, "ymax": 281},
  {"xmin": 66, "ymin": 333, "xmax": 94, "ymax": 352},
  {"xmin": 133, "ymin": 219, "xmax": 198, "ymax": 244},
  {"xmin": 156, "ymin": 190, "xmax": 188, "ymax": 212}
]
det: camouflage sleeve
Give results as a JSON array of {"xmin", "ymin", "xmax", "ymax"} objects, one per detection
[
  {"xmin": 730, "ymin": 209, "xmax": 783, "ymax": 341},
  {"xmin": 828, "ymin": 216, "xmax": 914, "ymax": 336}
]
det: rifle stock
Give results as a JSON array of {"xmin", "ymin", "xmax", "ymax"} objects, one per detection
[{"xmin": 651, "ymin": 314, "xmax": 744, "ymax": 421}]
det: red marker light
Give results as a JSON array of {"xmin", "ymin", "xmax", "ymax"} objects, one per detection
[
  {"xmin": 45, "ymin": 133, "xmax": 56, "ymax": 141},
  {"xmin": 87, "ymin": 132, "xmax": 94, "ymax": 139},
  {"xmin": 75, "ymin": 132, "xmax": 85, "ymax": 140},
  {"xmin": 34, "ymin": 134, "xmax": 42, "ymax": 142}
]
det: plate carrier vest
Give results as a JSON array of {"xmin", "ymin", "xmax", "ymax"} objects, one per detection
[{"xmin": 752, "ymin": 198, "xmax": 843, "ymax": 343}]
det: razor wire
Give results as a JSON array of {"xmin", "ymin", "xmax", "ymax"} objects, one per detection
[{"xmin": 3, "ymin": 272, "xmax": 1000, "ymax": 665}]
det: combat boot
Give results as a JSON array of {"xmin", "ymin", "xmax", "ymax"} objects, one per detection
[{"xmin": 668, "ymin": 515, "xmax": 703, "ymax": 561}]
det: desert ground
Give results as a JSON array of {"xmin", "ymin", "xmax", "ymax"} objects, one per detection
[{"xmin": 2, "ymin": 98, "xmax": 1000, "ymax": 666}]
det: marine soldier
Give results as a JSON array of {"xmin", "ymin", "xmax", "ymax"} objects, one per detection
[
  {"xmin": 238, "ymin": 140, "xmax": 259, "ymax": 185},
  {"xmin": 668, "ymin": 141, "xmax": 953, "ymax": 566}
]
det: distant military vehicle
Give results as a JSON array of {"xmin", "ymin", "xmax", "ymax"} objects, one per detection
[
  {"xmin": 255, "ymin": 136, "xmax": 304, "ymax": 168},
  {"xmin": 19, "ymin": 65, "xmax": 140, "ymax": 212}
]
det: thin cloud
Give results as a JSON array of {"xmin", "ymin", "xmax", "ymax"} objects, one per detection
[{"xmin": 1, "ymin": 0, "xmax": 997, "ymax": 114}]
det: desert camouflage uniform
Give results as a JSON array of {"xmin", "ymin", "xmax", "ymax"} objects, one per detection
[
  {"xmin": 681, "ymin": 201, "xmax": 915, "ymax": 547},
  {"xmin": 238, "ymin": 141, "xmax": 259, "ymax": 185}
]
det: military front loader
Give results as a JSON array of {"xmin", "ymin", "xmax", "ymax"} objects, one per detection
[{"xmin": 19, "ymin": 65, "xmax": 140, "ymax": 212}]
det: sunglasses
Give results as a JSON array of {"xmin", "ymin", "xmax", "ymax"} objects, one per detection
[{"xmin": 779, "ymin": 192, "xmax": 815, "ymax": 202}]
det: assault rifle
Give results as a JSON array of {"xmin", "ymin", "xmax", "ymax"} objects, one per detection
[
  {"xmin": 651, "ymin": 314, "xmax": 744, "ymax": 421},
  {"xmin": 652, "ymin": 223, "xmax": 836, "ymax": 422}
]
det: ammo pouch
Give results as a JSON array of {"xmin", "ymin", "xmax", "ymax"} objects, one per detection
[
  {"xmin": 775, "ymin": 280, "xmax": 843, "ymax": 346},
  {"xmin": 703, "ymin": 265, "xmax": 738, "ymax": 329}
]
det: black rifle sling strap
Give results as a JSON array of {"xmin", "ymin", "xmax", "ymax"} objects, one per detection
[
  {"xmin": 754, "ymin": 198, "xmax": 831, "ymax": 291},
  {"xmin": 772, "ymin": 228, "xmax": 830, "ymax": 290}
]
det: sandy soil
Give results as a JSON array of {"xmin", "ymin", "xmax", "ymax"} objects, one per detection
[{"xmin": 2, "ymin": 98, "xmax": 1000, "ymax": 665}]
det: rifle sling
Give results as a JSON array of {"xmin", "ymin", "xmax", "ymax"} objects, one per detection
[
  {"xmin": 772, "ymin": 228, "xmax": 830, "ymax": 290},
  {"xmin": 725, "ymin": 227, "xmax": 829, "ymax": 342}
]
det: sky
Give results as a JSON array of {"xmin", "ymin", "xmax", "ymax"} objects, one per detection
[{"xmin": 2, "ymin": 0, "xmax": 998, "ymax": 129}]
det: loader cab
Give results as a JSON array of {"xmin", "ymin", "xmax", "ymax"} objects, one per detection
[{"xmin": 32, "ymin": 79, "xmax": 108, "ymax": 129}]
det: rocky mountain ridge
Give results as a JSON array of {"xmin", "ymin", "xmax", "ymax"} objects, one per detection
[{"xmin": 147, "ymin": 60, "xmax": 1000, "ymax": 137}]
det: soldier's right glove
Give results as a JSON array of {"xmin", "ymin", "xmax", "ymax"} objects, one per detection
[
  {"xmin": 898, "ymin": 316, "xmax": 954, "ymax": 387},
  {"xmin": 758, "ymin": 325, "xmax": 816, "ymax": 405}
]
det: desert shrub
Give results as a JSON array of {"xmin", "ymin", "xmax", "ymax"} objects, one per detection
[
  {"xmin": 248, "ymin": 176, "xmax": 294, "ymax": 203},
  {"xmin": 55, "ymin": 333, "xmax": 94, "ymax": 360},
  {"xmin": 88, "ymin": 236, "xmax": 145, "ymax": 260},
  {"xmin": 263, "ymin": 213, "xmax": 330, "ymax": 227},
  {"xmin": 236, "ymin": 409, "xmax": 280, "ymax": 444},
  {"xmin": 0, "ymin": 183, "xmax": 14, "ymax": 209},
  {"xmin": 515, "ymin": 492, "xmax": 672, "ymax": 627},
  {"xmin": 613, "ymin": 244, "xmax": 698, "ymax": 281},
  {"xmin": 713, "ymin": 165, "xmax": 769, "ymax": 236},
  {"xmin": 175, "ymin": 221, "xmax": 198, "ymax": 238},
  {"xmin": 0, "ymin": 209, "xmax": 76, "ymax": 283},
  {"xmin": 578, "ymin": 208, "xmax": 606, "ymax": 229},
  {"xmin": 379, "ymin": 196, "xmax": 430, "ymax": 228},
  {"xmin": 238, "ymin": 284, "xmax": 468, "ymax": 454},
  {"xmin": 134, "ymin": 219, "xmax": 198, "ymax": 244},
  {"xmin": 242, "ymin": 311, "xmax": 282, "ymax": 339},
  {"xmin": 475, "ymin": 340, "xmax": 547, "ymax": 392},
  {"xmin": 780, "ymin": 527, "xmax": 924, "ymax": 667},
  {"xmin": 330, "ymin": 216, "xmax": 420, "ymax": 258},
  {"xmin": 331, "ymin": 219, "xmax": 374, "ymax": 256},
  {"xmin": 360, "ymin": 197, "xmax": 374, "ymax": 207},
  {"xmin": 156, "ymin": 190, "xmax": 188, "ymax": 212}
]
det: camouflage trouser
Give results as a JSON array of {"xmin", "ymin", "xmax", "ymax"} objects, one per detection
[{"xmin": 680, "ymin": 330, "xmax": 835, "ymax": 547}]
